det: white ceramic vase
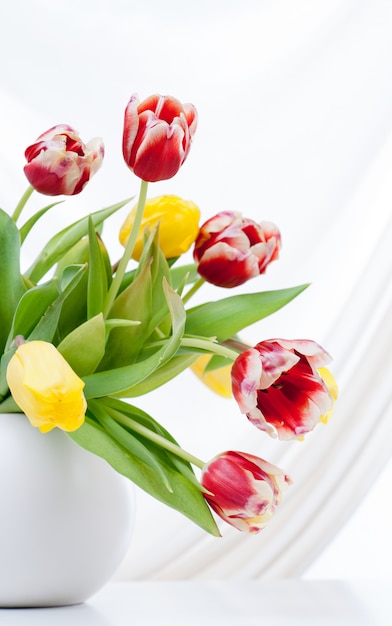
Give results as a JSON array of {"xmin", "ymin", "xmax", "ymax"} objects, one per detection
[{"xmin": 0, "ymin": 413, "xmax": 134, "ymax": 607}]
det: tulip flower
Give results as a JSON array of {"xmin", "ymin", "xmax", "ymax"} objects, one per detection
[
  {"xmin": 122, "ymin": 93, "xmax": 197, "ymax": 182},
  {"xmin": 6, "ymin": 340, "xmax": 86, "ymax": 433},
  {"xmin": 231, "ymin": 338, "xmax": 335, "ymax": 440},
  {"xmin": 201, "ymin": 451, "xmax": 292, "ymax": 533},
  {"xmin": 119, "ymin": 194, "xmax": 200, "ymax": 260},
  {"xmin": 193, "ymin": 211, "xmax": 281, "ymax": 288},
  {"xmin": 190, "ymin": 354, "xmax": 232, "ymax": 398},
  {"xmin": 24, "ymin": 124, "xmax": 104, "ymax": 196}
]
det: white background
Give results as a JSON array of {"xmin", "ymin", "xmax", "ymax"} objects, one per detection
[{"xmin": 1, "ymin": 0, "xmax": 391, "ymax": 580}]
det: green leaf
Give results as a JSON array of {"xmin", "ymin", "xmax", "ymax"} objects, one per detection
[
  {"xmin": 204, "ymin": 354, "xmax": 233, "ymax": 372},
  {"xmin": 100, "ymin": 261, "xmax": 152, "ymax": 369},
  {"xmin": 102, "ymin": 397, "xmax": 202, "ymax": 487},
  {"xmin": 5, "ymin": 279, "xmax": 60, "ymax": 351},
  {"xmin": 56, "ymin": 266, "xmax": 88, "ymax": 340},
  {"xmin": 90, "ymin": 400, "xmax": 173, "ymax": 492},
  {"xmin": 69, "ymin": 417, "xmax": 220, "ymax": 536},
  {"xmin": 25, "ymin": 198, "xmax": 131, "ymax": 283},
  {"xmin": 55, "ymin": 237, "xmax": 90, "ymax": 277},
  {"xmin": 147, "ymin": 230, "xmax": 173, "ymax": 335},
  {"xmin": 57, "ymin": 313, "xmax": 106, "ymax": 376},
  {"xmin": 29, "ymin": 265, "xmax": 87, "ymax": 343},
  {"xmin": 87, "ymin": 218, "xmax": 110, "ymax": 319},
  {"xmin": 185, "ymin": 284, "xmax": 309, "ymax": 341},
  {"xmin": 0, "ymin": 210, "xmax": 26, "ymax": 354},
  {"xmin": 19, "ymin": 201, "xmax": 63, "ymax": 244},
  {"xmin": 170, "ymin": 263, "xmax": 199, "ymax": 290},
  {"xmin": 83, "ymin": 279, "xmax": 186, "ymax": 398},
  {"xmin": 116, "ymin": 353, "xmax": 198, "ymax": 397}
]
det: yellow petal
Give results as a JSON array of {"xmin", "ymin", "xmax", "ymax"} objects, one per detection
[
  {"xmin": 6, "ymin": 340, "xmax": 86, "ymax": 433},
  {"xmin": 318, "ymin": 367, "xmax": 338, "ymax": 424},
  {"xmin": 119, "ymin": 194, "xmax": 200, "ymax": 260},
  {"xmin": 190, "ymin": 354, "xmax": 233, "ymax": 398}
]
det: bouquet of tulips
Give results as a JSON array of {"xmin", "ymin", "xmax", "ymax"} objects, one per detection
[{"xmin": 0, "ymin": 93, "xmax": 337, "ymax": 536}]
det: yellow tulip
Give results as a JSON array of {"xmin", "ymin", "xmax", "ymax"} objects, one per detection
[
  {"xmin": 119, "ymin": 194, "xmax": 200, "ymax": 260},
  {"xmin": 190, "ymin": 354, "xmax": 233, "ymax": 398},
  {"xmin": 6, "ymin": 340, "xmax": 86, "ymax": 433},
  {"xmin": 318, "ymin": 367, "xmax": 338, "ymax": 424}
]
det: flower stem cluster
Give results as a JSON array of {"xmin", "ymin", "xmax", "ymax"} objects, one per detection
[{"xmin": 0, "ymin": 92, "xmax": 337, "ymax": 537}]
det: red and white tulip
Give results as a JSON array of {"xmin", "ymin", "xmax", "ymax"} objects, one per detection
[
  {"xmin": 24, "ymin": 124, "xmax": 104, "ymax": 196},
  {"xmin": 122, "ymin": 93, "xmax": 197, "ymax": 182},
  {"xmin": 201, "ymin": 451, "xmax": 292, "ymax": 533},
  {"xmin": 193, "ymin": 211, "xmax": 281, "ymax": 288},
  {"xmin": 231, "ymin": 338, "xmax": 335, "ymax": 440}
]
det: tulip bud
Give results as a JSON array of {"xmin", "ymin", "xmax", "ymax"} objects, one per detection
[
  {"xmin": 122, "ymin": 93, "xmax": 197, "ymax": 182},
  {"xmin": 193, "ymin": 211, "xmax": 281, "ymax": 288},
  {"xmin": 24, "ymin": 124, "xmax": 104, "ymax": 196},
  {"xmin": 231, "ymin": 338, "xmax": 335, "ymax": 440},
  {"xmin": 201, "ymin": 451, "xmax": 292, "ymax": 533},
  {"xmin": 6, "ymin": 340, "xmax": 86, "ymax": 433},
  {"xmin": 119, "ymin": 195, "xmax": 200, "ymax": 260}
]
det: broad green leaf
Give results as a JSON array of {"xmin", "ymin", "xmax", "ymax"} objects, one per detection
[
  {"xmin": 60, "ymin": 264, "xmax": 86, "ymax": 290},
  {"xmin": 147, "ymin": 229, "xmax": 173, "ymax": 335},
  {"xmin": 102, "ymin": 397, "xmax": 202, "ymax": 487},
  {"xmin": 69, "ymin": 418, "xmax": 220, "ymax": 536},
  {"xmin": 87, "ymin": 218, "xmax": 109, "ymax": 319},
  {"xmin": 185, "ymin": 284, "xmax": 309, "ymax": 341},
  {"xmin": 57, "ymin": 313, "xmax": 106, "ymax": 376},
  {"xmin": 25, "ymin": 198, "xmax": 131, "ymax": 283},
  {"xmin": 116, "ymin": 353, "xmax": 198, "ymax": 397},
  {"xmin": 55, "ymin": 237, "xmax": 90, "ymax": 277},
  {"xmin": 28, "ymin": 265, "xmax": 87, "ymax": 343},
  {"xmin": 5, "ymin": 279, "xmax": 60, "ymax": 351},
  {"xmin": 204, "ymin": 354, "xmax": 233, "ymax": 372},
  {"xmin": 90, "ymin": 399, "xmax": 173, "ymax": 491},
  {"xmin": 100, "ymin": 261, "xmax": 152, "ymax": 369},
  {"xmin": 83, "ymin": 279, "xmax": 185, "ymax": 398},
  {"xmin": 128, "ymin": 223, "xmax": 172, "ymax": 334},
  {"xmin": 56, "ymin": 267, "xmax": 88, "ymax": 340},
  {"xmin": 0, "ymin": 210, "xmax": 26, "ymax": 354}
]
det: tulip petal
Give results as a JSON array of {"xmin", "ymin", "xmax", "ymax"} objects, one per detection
[
  {"xmin": 132, "ymin": 119, "xmax": 187, "ymax": 182},
  {"xmin": 122, "ymin": 94, "xmax": 140, "ymax": 165}
]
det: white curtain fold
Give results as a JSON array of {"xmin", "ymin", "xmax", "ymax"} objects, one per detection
[{"xmin": 1, "ymin": 0, "xmax": 391, "ymax": 580}]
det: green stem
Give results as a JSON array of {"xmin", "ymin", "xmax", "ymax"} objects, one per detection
[
  {"xmin": 180, "ymin": 337, "xmax": 239, "ymax": 361},
  {"xmin": 182, "ymin": 276, "xmax": 205, "ymax": 304},
  {"xmin": 11, "ymin": 186, "xmax": 34, "ymax": 223},
  {"xmin": 101, "ymin": 402, "xmax": 205, "ymax": 470},
  {"xmin": 222, "ymin": 338, "xmax": 250, "ymax": 352},
  {"xmin": 103, "ymin": 179, "xmax": 149, "ymax": 317}
]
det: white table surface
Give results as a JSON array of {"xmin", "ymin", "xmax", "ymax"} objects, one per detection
[{"xmin": 1, "ymin": 580, "xmax": 391, "ymax": 625}]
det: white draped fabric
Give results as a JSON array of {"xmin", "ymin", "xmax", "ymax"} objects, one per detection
[{"xmin": 1, "ymin": 0, "xmax": 391, "ymax": 579}]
